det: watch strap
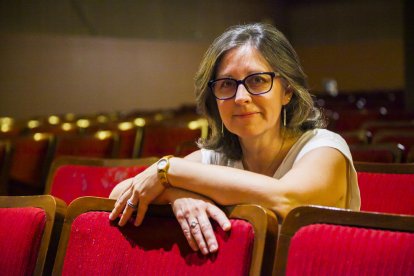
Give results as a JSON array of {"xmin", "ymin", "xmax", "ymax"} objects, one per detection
[{"xmin": 157, "ymin": 155, "xmax": 174, "ymax": 188}]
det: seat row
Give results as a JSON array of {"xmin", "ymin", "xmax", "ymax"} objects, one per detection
[
  {"xmin": 337, "ymin": 119, "xmax": 414, "ymax": 163},
  {"xmin": 1, "ymin": 158, "xmax": 413, "ymax": 274},
  {"xmin": 1, "ymin": 195, "xmax": 413, "ymax": 275},
  {"xmin": 2, "ymin": 155, "xmax": 414, "ymax": 213},
  {"xmin": 0, "ymin": 117, "xmax": 207, "ymax": 196}
]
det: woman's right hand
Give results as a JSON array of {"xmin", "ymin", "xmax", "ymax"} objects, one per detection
[{"xmin": 170, "ymin": 191, "xmax": 231, "ymax": 255}]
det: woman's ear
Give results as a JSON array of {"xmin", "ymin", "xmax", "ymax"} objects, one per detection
[{"xmin": 283, "ymin": 85, "xmax": 293, "ymax": 105}]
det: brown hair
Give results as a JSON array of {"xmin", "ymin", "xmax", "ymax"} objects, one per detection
[{"xmin": 195, "ymin": 23, "xmax": 325, "ymax": 160}]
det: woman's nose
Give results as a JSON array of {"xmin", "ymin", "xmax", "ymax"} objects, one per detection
[{"xmin": 234, "ymin": 84, "xmax": 252, "ymax": 104}]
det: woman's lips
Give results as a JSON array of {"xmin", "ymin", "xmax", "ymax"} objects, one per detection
[{"xmin": 233, "ymin": 112, "xmax": 259, "ymax": 118}]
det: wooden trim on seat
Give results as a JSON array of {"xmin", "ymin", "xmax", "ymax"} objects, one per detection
[
  {"xmin": 354, "ymin": 161, "xmax": 414, "ymax": 174},
  {"xmin": 273, "ymin": 205, "xmax": 414, "ymax": 275},
  {"xmin": 43, "ymin": 156, "xmax": 158, "ymax": 194},
  {"xmin": 52, "ymin": 196, "xmax": 278, "ymax": 276},
  {"xmin": 0, "ymin": 195, "xmax": 67, "ymax": 276}
]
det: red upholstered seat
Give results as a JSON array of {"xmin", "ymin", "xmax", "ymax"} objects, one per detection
[
  {"xmin": 0, "ymin": 140, "xmax": 12, "ymax": 195},
  {"xmin": 274, "ymin": 205, "xmax": 414, "ymax": 275},
  {"xmin": 350, "ymin": 143, "xmax": 404, "ymax": 163},
  {"xmin": 358, "ymin": 172, "xmax": 414, "ymax": 215},
  {"xmin": 0, "ymin": 195, "xmax": 66, "ymax": 275},
  {"xmin": 53, "ymin": 197, "xmax": 278, "ymax": 275},
  {"xmin": 54, "ymin": 130, "xmax": 119, "ymax": 159},
  {"xmin": 139, "ymin": 118, "xmax": 207, "ymax": 157},
  {"xmin": 0, "ymin": 206, "xmax": 46, "ymax": 275},
  {"xmin": 63, "ymin": 213, "xmax": 253, "ymax": 275},
  {"xmin": 45, "ymin": 157, "xmax": 157, "ymax": 204},
  {"xmin": 286, "ymin": 223, "xmax": 414, "ymax": 275},
  {"xmin": 355, "ymin": 162, "xmax": 414, "ymax": 215},
  {"xmin": 8, "ymin": 133, "xmax": 56, "ymax": 195}
]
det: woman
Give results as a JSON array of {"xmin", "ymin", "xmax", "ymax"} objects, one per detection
[{"xmin": 109, "ymin": 23, "xmax": 360, "ymax": 255}]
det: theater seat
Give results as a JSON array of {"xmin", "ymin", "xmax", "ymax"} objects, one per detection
[
  {"xmin": 355, "ymin": 162, "xmax": 414, "ymax": 215},
  {"xmin": 350, "ymin": 143, "xmax": 404, "ymax": 163},
  {"xmin": 44, "ymin": 157, "xmax": 158, "ymax": 204},
  {"xmin": 0, "ymin": 195, "xmax": 66, "ymax": 276},
  {"xmin": 52, "ymin": 197, "xmax": 278, "ymax": 275},
  {"xmin": 274, "ymin": 205, "xmax": 414, "ymax": 275}
]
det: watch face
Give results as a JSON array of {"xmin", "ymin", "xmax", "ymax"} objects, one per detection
[{"xmin": 157, "ymin": 159, "xmax": 167, "ymax": 170}]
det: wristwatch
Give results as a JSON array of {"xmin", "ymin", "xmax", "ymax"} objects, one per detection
[{"xmin": 157, "ymin": 155, "xmax": 174, "ymax": 188}]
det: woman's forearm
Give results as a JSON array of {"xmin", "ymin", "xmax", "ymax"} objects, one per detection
[{"xmin": 167, "ymin": 157, "xmax": 282, "ymax": 208}]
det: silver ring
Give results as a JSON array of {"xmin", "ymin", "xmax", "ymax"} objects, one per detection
[
  {"xmin": 190, "ymin": 221, "xmax": 198, "ymax": 229},
  {"xmin": 127, "ymin": 199, "xmax": 138, "ymax": 210}
]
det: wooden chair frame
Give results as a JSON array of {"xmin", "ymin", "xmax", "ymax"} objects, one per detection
[
  {"xmin": 0, "ymin": 195, "xmax": 66, "ymax": 276},
  {"xmin": 44, "ymin": 156, "xmax": 159, "ymax": 195},
  {"xmin": 354, "ymin": 161, "xmax": 414, "ymax": 174},
  {"xmin": 273, "ymin": 205, "xmax": 414, "ymax": 275},
  {"xmin": 52, "ymin": 196, "xmax": 278, "ymax": 276}
]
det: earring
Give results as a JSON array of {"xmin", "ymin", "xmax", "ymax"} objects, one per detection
[
  {"xmin": 283, "ymin": 106, "xmax": 287, "ymax": 127},
  {"xmin": 221, "ymin": 122, "xmax": 224, "ymax": 135}
]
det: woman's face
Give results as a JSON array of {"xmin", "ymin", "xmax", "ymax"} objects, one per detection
[{"xmin": 215, "ymin": 45, "xmax": 292, "ymax": 140}]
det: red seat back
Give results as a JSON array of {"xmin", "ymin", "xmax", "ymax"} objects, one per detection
[
  {"xmin": 45, "ymin": 157, "xmax": 158, "ymax": 204},
  {"xmin": 274, "ymin": 206, "xmax": 414, "ymax": 275},
  {"xmin": 62, "ymin": 212, "xmax": 254, "ymax": 275},
  {"xmin": 140, "ymin": 124, "xmax": 202, "ymax": 157},
  {"xmin": 357, "ymin": 172, "xmax": 414, "ymax": 215},
  {"xmin": 350, "ymin": 143, "xmax": 404, "ymax": 163},
  {"xmin": 355, "ymin": 162, "xmax": 414, "ymax": 215},
  {"xmin": 8, "ymin": 133, "xmax": 55, "ymax": 195},
  {"xmin": 0, "ymin": 206, "xmax": 46, "ymax": 275},
  {"xmin": 54, "ymin": 131, "xmax": 118, "ymax": 159},
  {"xmin": 53, "ymin": 198, "xmax": 278, "ymax": 275},
  {"xmin": 286, "ymin": 223, "xmax": 414, "ymax": 275},
  {"xmin": 49, "ymin": 164, "xmax": 148, "ymax": 204},
  {"xmin": 0, "ymin": 195, "xmax": 66, "ymax": 275}
]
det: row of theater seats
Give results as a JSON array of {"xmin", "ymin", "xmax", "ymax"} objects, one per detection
[
  {"xmin": 0, "ymin": 111, "xmax": 207, "ymax": 196},
  {"xmin": 1, "ymin": 191, "xmax": 413, "ymax": 274},
  {"xmin": 0, "ymin": 156, "xmax": 413, "ymax": 274},
  {"xmin": 339, "ymin": 119, "xmax": 414, "ymax": 163},
  {"xmin": 314, "ymin": 90, "xmax": 414, "ymax": 163}
]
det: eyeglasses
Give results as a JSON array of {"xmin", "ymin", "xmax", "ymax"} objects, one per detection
[{"xmin": 208, "ymin": 72, "xmax": 279, "ymax": 100}]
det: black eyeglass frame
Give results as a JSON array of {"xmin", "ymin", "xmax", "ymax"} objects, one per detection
[{"xmin": 208, "ymin": 72, "xmax": 280, "ymax": 100}]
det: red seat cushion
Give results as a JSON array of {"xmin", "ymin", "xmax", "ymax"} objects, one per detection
[
  {"xmin": 286, "ymin": 223, "xmax": 414, "ymax": 275},
  {"xmin": 357, "ymin": 172, "xmax": 414, "ymax": 215},
  {"xmin": 50, "ymin": 165, "xmax": 148, "ymax": 204},
  {"xmin": 0, "ymin": 207, "xmax": 46, "ymax": 275},
  {"xmin": 62, "ymin": 212, "xmax": 254, "ymax": 275}
]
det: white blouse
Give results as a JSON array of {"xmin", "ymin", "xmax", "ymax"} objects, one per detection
[{"xmin": 201, "ymin": 129, "xmax": 361, "ymax": 211}]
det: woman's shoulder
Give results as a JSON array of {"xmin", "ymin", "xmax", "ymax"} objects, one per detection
[{"xmin": 294, "ymin": 128, "xmax": 351, "ymax": 160}]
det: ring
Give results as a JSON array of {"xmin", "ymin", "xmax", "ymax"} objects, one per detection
[
  {"xmin": 190, "ymin": 221, "xmax": 198, "ymax": 229},
  {"xmin": 127, "ymin": 199, "xmax": 138, "ymax": 210}
]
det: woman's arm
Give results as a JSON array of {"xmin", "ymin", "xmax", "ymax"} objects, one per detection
[
  {"xmin": 167, "ymin": 147, "xmax": 347, "ymax": 218},
  {"xmin": 110, "ymin": 147, "xmax": 346, "ymax": 222},
  {"xmin": 109, "ymin": 147, "xmax": 347, "ymax": 253}
]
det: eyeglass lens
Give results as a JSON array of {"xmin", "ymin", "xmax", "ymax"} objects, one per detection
[{"xmin": 211, "ymin": 72, "xmax": 273, "ymax": 100}]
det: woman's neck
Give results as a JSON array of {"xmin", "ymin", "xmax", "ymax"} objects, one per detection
[{"xmin": 240, "ymin": 129, "xmax": 297, "ymax": 176}]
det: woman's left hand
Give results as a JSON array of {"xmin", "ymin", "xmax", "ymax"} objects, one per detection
[
  {"xmin": 109, "ymin": 164, "xmax": 166, "ymax": 227},
  {"xmin": 171, "ymin": 194, "xmax": 232, "ymax": 255}
]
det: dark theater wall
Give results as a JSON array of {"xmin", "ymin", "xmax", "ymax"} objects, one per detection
[{"xmin": 0, "ymin": 0, "xmax": 406, "ymax": 119}]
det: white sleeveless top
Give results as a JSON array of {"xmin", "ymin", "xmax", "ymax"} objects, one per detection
[{"xmin": 200, "ymin": 129, "xmax": 361, "ymax": 211}]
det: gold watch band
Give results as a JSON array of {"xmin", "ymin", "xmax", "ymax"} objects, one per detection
[{"xmin": 157, "ymin": 155, "xmax": 174, "ymax": 188}]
